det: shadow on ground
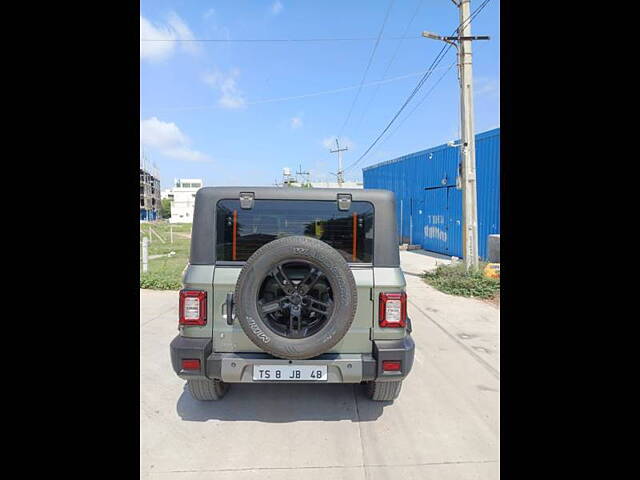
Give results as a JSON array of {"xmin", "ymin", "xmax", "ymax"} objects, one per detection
[{"xmin": 176, "ymin": 382, "xmax": 390, "ymax": 423}]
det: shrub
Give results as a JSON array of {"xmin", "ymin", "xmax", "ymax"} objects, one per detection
[
  {"xmin": 422, "ymin": 262, "xmax": 500, "ymax": 299},
  {"xmin": 140, "ymin": 271, "xmax": 182, "ymax": 290}
]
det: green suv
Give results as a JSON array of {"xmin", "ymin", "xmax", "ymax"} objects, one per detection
[{"xmin": 170, "ymin": 187, "xmax": 414, "ymax": 401}]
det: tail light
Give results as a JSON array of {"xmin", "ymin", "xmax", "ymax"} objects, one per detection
[
  {"xmin": 179, "ymin": 290, "xmax": 207, "ymax": 326},
  {"xmin": 379, "ymin": 292, "xmax": 407, "ymax": 327},
  {"xmin": 181, "ymin": 359, "xmax": 200, "ymax": 370},
  {"xmin": 382, "ymin": 360, "xmax": 402, "ymax": 371}
]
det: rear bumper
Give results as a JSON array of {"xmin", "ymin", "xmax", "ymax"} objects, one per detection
[{"xmin": 170, "ymin": 333, "xmax": 415, "ymax": 384}]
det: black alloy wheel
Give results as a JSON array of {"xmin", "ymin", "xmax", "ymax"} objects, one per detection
[{"xmin": 256, "ymin": 260, "xmax": 334, "ymax": 339}]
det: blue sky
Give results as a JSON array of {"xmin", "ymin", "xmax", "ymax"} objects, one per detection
[{"xmin": 140, "ymin": 0, "xmax": 499, "ymax": 188}]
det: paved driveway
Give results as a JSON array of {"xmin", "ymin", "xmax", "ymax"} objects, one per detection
[{"xmin": 140, "ymin": 251, "xmax": 499, "ymax": 479}]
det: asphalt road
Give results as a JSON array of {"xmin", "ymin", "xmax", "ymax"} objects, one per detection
[{"xmin": 140, "ymin": 251, "xmax": 500, "ymax": 479}]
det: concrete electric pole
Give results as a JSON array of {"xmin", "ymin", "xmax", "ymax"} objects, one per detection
[
  {"xmin": 422, "ymin": 0, "xmax": 489, "ymax": 271},
  {"xmin": 296, "ymin": 165, "xmax": 311, "ymax": 188},
  {"xmin": 330, "ymin": 139, "xmax": 348, "ymax": 187}
]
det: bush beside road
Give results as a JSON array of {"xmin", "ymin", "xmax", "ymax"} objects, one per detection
[{"xmin": 422, "ymin": 261, "xmax": 500, "ymax": 301}]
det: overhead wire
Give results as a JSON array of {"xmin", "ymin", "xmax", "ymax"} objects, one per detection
[
  {"xmin": 337, "ymin": 0, "xmax": 396, "ymax": 140},
  {"xmin": 144, "ymin": 65, "xmax": 454, "ymax": 113},
  {"xmin": 352, "ymin": 0, "xmax": 425, "ymax": 135},
  {"xmin": 140, "ymin": 35, "xmax": 423, "ymax": 43},
  {"xmin": 342, "ymin": 0, "xmax": 492, "ymax": 173},
  {"xmin": 363, "ymin": 59, "xmax": 458, "ymax": 162}
]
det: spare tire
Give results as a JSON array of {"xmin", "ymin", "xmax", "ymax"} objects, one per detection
[{"xmin": 234, "ymin": 236, "xmax": 357, "ymax": 360}]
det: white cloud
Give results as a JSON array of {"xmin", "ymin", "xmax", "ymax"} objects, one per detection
[
  {"xmin": 140, "ymin": 13, "xmax": 199, "ymax": 62},
  {"xmin": 290, "ymin": 116, "xmax": 303, "ymax": 129},
  {"xmin": 202, "ymin": 69, "xmax": 247, "ymax": 109},
  {"xmin": 474, "ymin": 77, "xmax": 499, "ymax": 98},
  {"xmin": 203, "ymin": 8, "xmax": 215, "ymax": 19},
  {"xmin": 271, "ymin": 1, "xmax": 283, "ymax": 15},
  {"xmin": 140, "ymin": 117, "xmax": 212, "ymax": 163},
  {"xmin": 322, "ymin": 136, "xmax": 355, "ymax": 150}
]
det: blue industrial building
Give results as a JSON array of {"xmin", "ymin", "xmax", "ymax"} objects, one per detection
[{"xmin": 363, "ymin": 128, "xmax": 500, "ymax": 259}]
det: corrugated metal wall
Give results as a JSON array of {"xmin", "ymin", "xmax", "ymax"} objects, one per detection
[{"xmin": 363, "ymin": 128, "xmax": 500, "ymax": 260}]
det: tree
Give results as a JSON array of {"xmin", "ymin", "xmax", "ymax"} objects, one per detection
[{"xmin": 161, "ymin": 198, "xmax": 172, "ymax": 219}]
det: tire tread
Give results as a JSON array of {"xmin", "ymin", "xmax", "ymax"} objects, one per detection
[
  {"xmin": 366, "ymin": 380, "xmax": 403, "ymax": 401},
  {"xmin": 187, "ymin": 379, "xmax": 229, "ymax": 401},
  {"xmin": 234, "ymin": 235, "xmax": 358, "ymax": 360}
]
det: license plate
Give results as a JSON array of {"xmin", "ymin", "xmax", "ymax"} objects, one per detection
[{"xmin": 253, "ymin": 365, "xmax": 327, "ymax": 381}]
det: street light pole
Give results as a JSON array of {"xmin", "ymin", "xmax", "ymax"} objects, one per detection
[{"xmin": 422, "ymin": 0, "xmax": 489, "ymax": 270}]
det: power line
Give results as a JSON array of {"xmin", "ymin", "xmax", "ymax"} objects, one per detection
[
  {"xmin": 342, "ymin": 42, "xmax": 453, "ymax": 173},
  {"xmin": 359, "ymin": 59, "xmax": 458, "ymax": 166},
  {"xmin": 342, "ymin": 0, "xmax": 491, "ymax": 173},
  {"xmin": 248, "ymin": 66, "xmax": 450, "ymax": 105},
  {"xmin": 145, "ymin": 65, "xmax": 454, "ymax": 113},
  {"xmin": 353, "ymin": 0, "xmax": 425, "ymax": 134},
  {"xmin": 140, "ymin": 35, "xmax": 421, "ymax": 43},
  {"xmin": 337, "ymin": 0, "xmax": 396, "ymax": 140},
  {"xmin": 372, "ymin": 35, "xmax": 489, "ymax": 159}
]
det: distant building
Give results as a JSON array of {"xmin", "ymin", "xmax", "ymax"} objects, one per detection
[
  {"xmin": 140, "ymin": 157, "xmax": 161, "ymax": 222},
  {"xmin": 163, "ymin": 178, "xmax": 203, "ymax": 223},
  {"xmin": 278, "ymin": 167, "xmax": 362, "ymax": 189},
  {"xmin": 309, "ymin": 180, "xmax": 363, "ymax": 189}
]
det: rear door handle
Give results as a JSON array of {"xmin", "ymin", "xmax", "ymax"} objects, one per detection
[{"xmin": 226, "ymin": 292, "xmax": 235, "ymax": 325}]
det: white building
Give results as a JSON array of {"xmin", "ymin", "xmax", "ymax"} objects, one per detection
[
  {"xmin": 163, "ymin": 179, "xmax": 203, "ymax": 223},
  {"xmin": 309, "ymin": 180, "xmax": 363, "ymax": 189}
]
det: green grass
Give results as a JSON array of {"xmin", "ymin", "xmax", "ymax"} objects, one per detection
[
  {"xmin": 421, "ymin": 261, "xmax": 500, "ymax": 299},
  {"xmin": 140, "ymin": 221, "xmax": 191, "ymax": 290}
]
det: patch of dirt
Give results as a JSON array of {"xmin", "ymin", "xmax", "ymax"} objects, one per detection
[{"xmin": 480, "ymin": 291, "xmax": 500, "ymax": 308}]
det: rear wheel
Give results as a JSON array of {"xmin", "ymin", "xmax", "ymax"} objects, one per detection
[
  {"xmin": 187, "ymin": 379, "xmax": 229, "ymax": 401},
  {"xmin": 365, "ymin": 380, "xmax": 403, "ymax": 401}
]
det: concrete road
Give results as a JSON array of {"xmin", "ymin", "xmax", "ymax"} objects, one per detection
[{"xmin": 140, "ymin": 250, "xmax": 499, "ymax": 479}]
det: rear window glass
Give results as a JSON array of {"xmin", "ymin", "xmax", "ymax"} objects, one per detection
[{"xmin": 216, "ymin": 199, "xmax": 374, "ymax": 263}]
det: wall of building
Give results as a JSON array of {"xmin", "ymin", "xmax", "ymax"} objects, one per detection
[
  {"xmin": 140, "ymin": 167, "xmax": 161, "ymax": 222},
  {"xmin": 165, "ymin": 179, "xmax": 203, "ymax": 223},
  {"xmin": 309, "ymin": 180, "xmax": 363, "ymax": 189},
  {"xmin": 362, "ymin": 128, "xmax": 500, "ymax": 259}
]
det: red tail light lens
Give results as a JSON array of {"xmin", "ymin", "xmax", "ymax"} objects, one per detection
[
  {"xmin": 382, "ymin": 360, "xmax": 402, "ymax": 371},
  {"xmin": 379, "ymin": 292, "xmax": 407, "ymax": 327},
  {"xmin": 181, "ymin": 359, "xmax": 200, "ymax": 370},
  {"xmin": 179, "ymin": 290, "xmax": 207, "ymax": 326}
]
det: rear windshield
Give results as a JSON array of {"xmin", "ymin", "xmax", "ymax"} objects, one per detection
[{"xmin": 216, "ymin": 199, "xmax": 374, "ymax": 263}]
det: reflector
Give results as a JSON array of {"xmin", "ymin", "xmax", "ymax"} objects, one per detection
[
  {"xmin": 382, "ymin": 360, "xmax": 401, "ymax": 371},
  {"xmin": 182, "ymin": 359, "xmax": 200, "ymax": 370}
]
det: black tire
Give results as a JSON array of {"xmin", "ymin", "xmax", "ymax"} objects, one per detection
[
  {"xmin": 187, "ymin": 379, "xmax": 229, "ymax": 401},
  {"xmin": 234, "ymin": 235, "xmax": 358, "ymax": 360},
  {"xmin": 365, "ymin": 380, "xmax": 403, "ymax": 401}
]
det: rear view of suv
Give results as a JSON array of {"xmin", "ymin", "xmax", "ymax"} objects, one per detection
[{"xmin": 170, "ymin": 187, "xmax": 414, "ymax": 401}]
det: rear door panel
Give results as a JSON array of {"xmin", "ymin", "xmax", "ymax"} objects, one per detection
[
  {"xmin": 211, "ymin": 266, "xmax": 374, "ymax": 354},
  {"xmin": 211, "ymin": 267, "xmax": 258, "ymax": 352}
]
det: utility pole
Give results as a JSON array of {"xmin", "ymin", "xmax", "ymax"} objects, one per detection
[
  {"xmin": 458, "ymin": 0, "xmax": 479, "ymax": 271},
  {"xmin": 329, "ymin": 139, "xmax": 348, "ymax": 187},
  {"xmin": 422, "ymin": 0, "xmax": 489, "ymax": 270},
  {"xmin": 296, "ymin": 164, "xmax": 310, "ymax": 187}
]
